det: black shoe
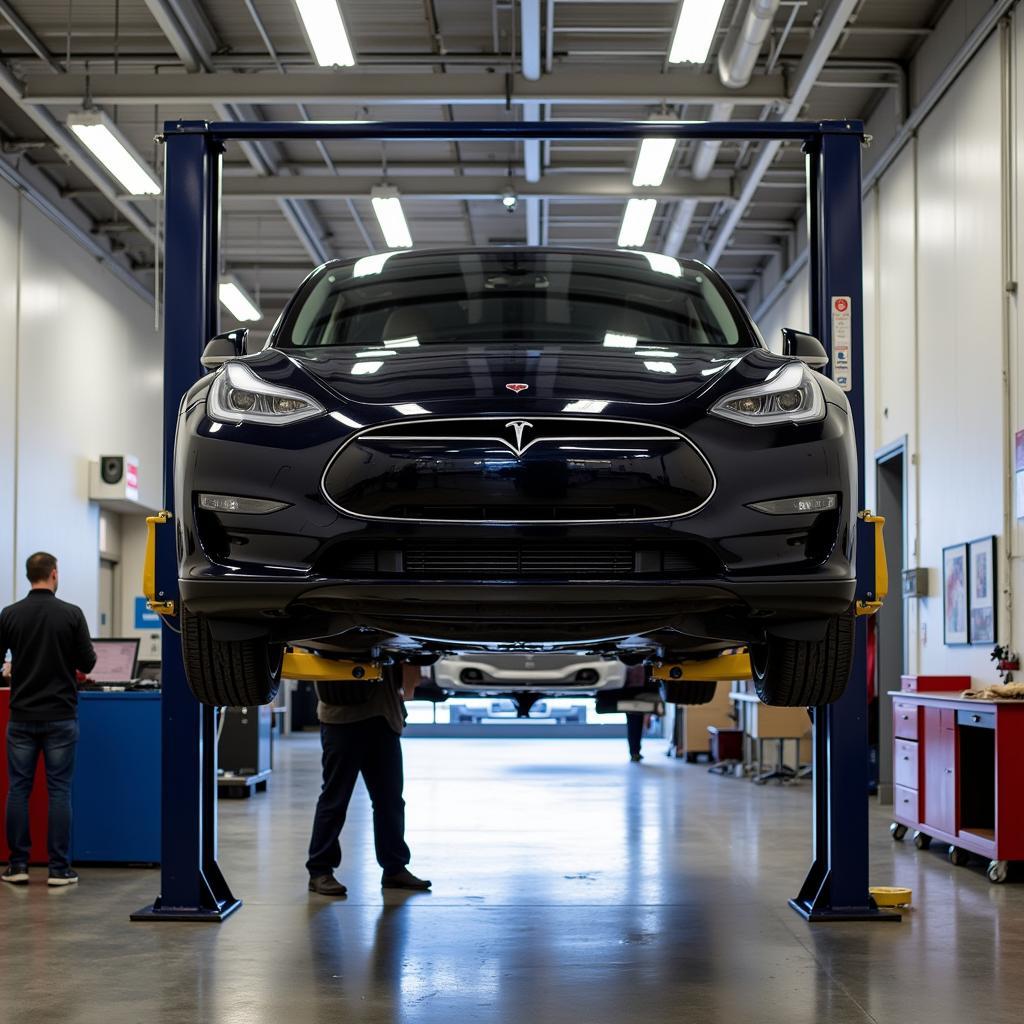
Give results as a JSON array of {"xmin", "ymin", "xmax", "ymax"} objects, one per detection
[
  {"xmin": 47, "ymin": 869, "xmax": 79, "ymax": 887},
  {"xmin": 308, "ymin": 874, "xmax": 348, "ymax": 897},
  {"xmin": 2, "ymin": 864, "xmax": 29, "ymax": 885},
  {"xmin": 630, "ymin": 754, "xmax": 643, "ymax": 763},
  {"xmin": 381, "ymin": 868, "xmax": 431, "ymax": 891}
]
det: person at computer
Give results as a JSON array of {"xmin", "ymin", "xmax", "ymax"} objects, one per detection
[{"xmin": 0, "ymin": 552, "xmax": 95, "ymax": 887}]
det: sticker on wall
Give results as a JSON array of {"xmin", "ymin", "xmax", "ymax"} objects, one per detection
[{"xmin": 830, "ymin": 295, "xmax": 852, "ymax": 392}]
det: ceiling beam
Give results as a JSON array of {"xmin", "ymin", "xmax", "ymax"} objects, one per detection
[
  {"xmin": 20, "ymin": 69, "xmax": 789, "ymax": 107},
  {"xmin": 221, "ymin": 173, "xmax": 735, "ymax": 202}
]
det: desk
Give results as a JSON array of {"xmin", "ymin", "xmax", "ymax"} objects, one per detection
[{"xmin": 888, "ymin": 690, "xmax": 1024, "ymax": 882}]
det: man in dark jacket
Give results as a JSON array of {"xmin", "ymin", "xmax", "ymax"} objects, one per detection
[{"xmin": 0, "ymin": 552, "xmax": 95, "ymax": 886}]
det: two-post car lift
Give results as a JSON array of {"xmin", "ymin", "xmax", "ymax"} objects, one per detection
[{"xmin": 131, "ymin": 117, "xmax": 896, "ymax": 924}]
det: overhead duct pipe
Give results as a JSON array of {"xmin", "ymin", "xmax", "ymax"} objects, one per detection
[
  {"xmin": 689, "ymin": 0, "xmax": 780, "ymax": 182},
  {"xmin": 521, "ymin": 0, "xmax": 542, "ymax": 245}
]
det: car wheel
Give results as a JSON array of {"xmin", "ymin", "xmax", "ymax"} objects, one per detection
[
  {"xmin": 750, "ymin": 615, "xmax": 854, "ymax": 707},
  {"xmin": 181, "ymin": 607, "xmax": 283, "ymax": 707},
  {"xmin": 659, "ymin": 679, "xmax": 717, "ymax": 705}
]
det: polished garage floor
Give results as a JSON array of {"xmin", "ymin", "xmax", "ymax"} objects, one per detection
[{"xmin": 2, "ymin": 736, "xmax": 1022, "ymax": 1024}]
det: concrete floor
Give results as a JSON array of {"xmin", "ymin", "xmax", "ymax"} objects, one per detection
[{"xmin": 2, "ymin": 735, "xmax": 1022, "ymax": 1024}]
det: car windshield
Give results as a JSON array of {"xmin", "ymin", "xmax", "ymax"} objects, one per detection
[{"xmin": 277, "ymin": 250, "xmax": 752, "ymax": 350}]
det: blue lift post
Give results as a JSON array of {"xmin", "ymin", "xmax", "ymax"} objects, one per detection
[{"xmin": 135, "ymin": 117, "xmax": 894, "ymax": 924}]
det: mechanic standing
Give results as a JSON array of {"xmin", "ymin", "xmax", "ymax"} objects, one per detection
[
  {"xmin": 306, "ymin": 664, "xmax": 431, "ymax": 896},
  {"xmin": 0, "ymin": 552, "xmax": 96, "ymax": 886},
  {"xmin": 624, "ymin": 664, "xmax": 652, "ymax": 763}
]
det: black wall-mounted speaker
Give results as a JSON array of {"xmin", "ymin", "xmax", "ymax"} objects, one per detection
[{"xmin": 100, "ymin": 455, "xmax": 125, "ymax": 485}]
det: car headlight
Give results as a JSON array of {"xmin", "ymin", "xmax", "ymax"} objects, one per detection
[
  {"xmin": 208, "ymin": 362, "xmax": 325, "ymax": 426},
  {"xmin": 710, "ymin": 362, "xmax": 825, "ymax": 426}
]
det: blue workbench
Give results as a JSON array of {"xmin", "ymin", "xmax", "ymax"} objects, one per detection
[{"xmin": 72, "ymin": 691, "xmax": 161, "ymax": 864}]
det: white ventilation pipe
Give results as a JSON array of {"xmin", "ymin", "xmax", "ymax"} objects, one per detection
[
  {"xmin": 521, "ymin": 0, "xmax": 542, "ymax": 242},
  {"xmin": 690, "ymin": 0, "xmax": 780, "ymax": 181}
]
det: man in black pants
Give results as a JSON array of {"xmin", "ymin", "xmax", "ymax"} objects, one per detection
[
  {"xmin": 306, "ymin": 664, "xmax": 430, "ymax": 896},
  {"xmin": 0, "ymin": 552, "xmax": 96, "ymax": 886}
]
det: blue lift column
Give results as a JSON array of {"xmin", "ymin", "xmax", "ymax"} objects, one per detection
[
  {"xmin": 790, "ymin": 124, "xmax": 898, "ymax": 923},
  {"xmin": 132, "ymin": 123, "xmax": 240, "ymax": 922}
]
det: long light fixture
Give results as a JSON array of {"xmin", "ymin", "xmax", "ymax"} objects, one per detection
[
  {"xmin": 66, "ymin": 110, "xmax": 161, "ymax": 196},
  {"xmin": 617, "ymin": 198, "xmax": 657, "ymax": 248},
  {"xmin": 293, "ymin": 0, "xmax": 356, "ymax": 67},
  {"xmin": 668, "ymin": 0, "xmax": 728, "ymax": 65},
  {"xmin": 632, "ymin": 137, "xmax": 676, "ymax": 187},
  {"xmin": 219, "ymin": 277, "xmax": 262, "ymax": 322},
  {"xmin": 371, "ymin": 186, "xmax": 413, "ymax": 249}
]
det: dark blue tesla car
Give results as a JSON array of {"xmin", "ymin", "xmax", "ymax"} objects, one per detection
[{"xmin": 175, "ymin": 247, "xmax": 856, "ymax": 709}]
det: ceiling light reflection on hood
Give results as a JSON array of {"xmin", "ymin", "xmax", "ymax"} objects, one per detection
[
  {"xmin": 563, "ymin": 400, "xmax": 609, "ymax": 413},
  {"xmin": 641, "ymin": 252, "xmax": 682, "ymax": 277},
  {"xmin": 603, "ymin": 332, "xmax": 637, "ymax": 348},
  {"xmin": 383, "ymin": 336, "xmax": 420, "ymax": 348},
  {"xmin": 644, "ymin": 361, "xmax": 677, "ymax": 374},
  {"xmin": 351, "ymin": 361, "xmax": 384, "ymax": 375},
  {"xmin": 394, "ymin": 403, "xmax": 430, "ymax": 416},
  {"xmin": 352, "ymin": 252, "xmax": 395, "ymax": 278}
]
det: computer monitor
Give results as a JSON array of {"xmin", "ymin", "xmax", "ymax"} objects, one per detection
[{"xmin": 89, "ymin": 638, "xmax": 140, "ymax": 683}]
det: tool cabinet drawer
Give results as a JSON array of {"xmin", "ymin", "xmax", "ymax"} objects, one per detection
[
  {"xmin": 893, "ymin": 701, "xmax": 918, "ymax": 741},
  {"xmin": 893, "ymin": 784, "xmax": 918, "ymax": 822},
  {"xmin": 894, "ymin": 738, "xmax": 919, "ymax": 790}
]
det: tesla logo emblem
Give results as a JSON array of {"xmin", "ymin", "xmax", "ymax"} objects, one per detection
[
  {"xmin": 505, "ymin": 420, "xmax": 533, "ymax": 452},
  {"xmin": 505, "ymin": 383, "xmax": 529, "ymax": 394}
]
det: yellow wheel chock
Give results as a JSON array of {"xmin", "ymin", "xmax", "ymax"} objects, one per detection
[{"xmin": 281, "ymin": 651, "xmax": 383, "ymax": 683}]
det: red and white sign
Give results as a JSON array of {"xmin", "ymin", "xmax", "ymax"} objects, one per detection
[
  {"xmin": 830, "ymin": 295, "xmax": 852, "ymax": 392},
  {"xmin": 125, "ymin": 457, "xmax": 139, "ymax": 501}
]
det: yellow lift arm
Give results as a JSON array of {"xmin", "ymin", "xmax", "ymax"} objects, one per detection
[{"xmin": 281, "ymin": 651, "xmax": 383, "ymax": 683}]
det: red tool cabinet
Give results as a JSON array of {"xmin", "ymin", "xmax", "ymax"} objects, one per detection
[
  {"xmin": 888, "ymin": 689, "xmax": 1024, "ymax": 883},
  {"xmin": 0, "ymin": 689, "xmax": 50, "ymax": 865}
]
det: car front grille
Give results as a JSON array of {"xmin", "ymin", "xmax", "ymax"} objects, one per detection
[{"xmin": 326, "ymin": 541, "xmax": 716, "ymax": 579}]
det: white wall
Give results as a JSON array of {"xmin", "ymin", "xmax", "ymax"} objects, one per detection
[
  {"xmin": 0, "ymin": 186, "xmax": 162, "ymax": 648},
  {"xmin": 757, "ymin": 20, "xmax": 1015, "ymax": 687}
]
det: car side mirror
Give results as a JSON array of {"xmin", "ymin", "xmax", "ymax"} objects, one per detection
[
  {"xmin": 781, "ymin": 328, "xmax": 829, "ymax": 370},
  {"xmin": 201, "ymin": 329, "xmax": 249, "ymax": 369}
]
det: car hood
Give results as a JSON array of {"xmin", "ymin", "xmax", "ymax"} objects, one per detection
[{"xmin": 283, "ymin": 343, "xmax": 750, "ymax": 408}]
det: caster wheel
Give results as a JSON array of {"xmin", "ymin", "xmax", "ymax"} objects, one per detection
[
  {"xmin": 889, "ymin": 822, "xmax": 908, "ymax": 841},
  {"xmin": 988, "ymin": 860, "xmax": 1009, "ymax": 884},
  {"xmin": 948, "ymin": 845, "xmax": 970, "ymax": 867},
  {"xmin": 913, "ymin": 831, "xmax": 931, "ymax": 850}
]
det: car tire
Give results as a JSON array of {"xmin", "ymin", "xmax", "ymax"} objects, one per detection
[
  {"xmin": 750, "ymin": 614, "xmax": 855, "ymax": 707},
  {"xmin": 181, "ymin": 607, "xmax": 283, "ymax": 707},
  {"xmin": 659, "ymin": 679, "xmax": 717, "ymax": 705}
]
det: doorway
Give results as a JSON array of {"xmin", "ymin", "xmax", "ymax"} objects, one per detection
[
  {"xmin": 98, "ymin": 558, "xmax": 118, "ymax": 638},
  {"xmin": 875, "ymin": 441, "xmax": 907, "ymax": 804}
]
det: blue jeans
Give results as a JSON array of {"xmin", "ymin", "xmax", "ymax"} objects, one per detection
[{"xmin": 5, "ymin": 719, "xmax": 79, "ymax": 870}]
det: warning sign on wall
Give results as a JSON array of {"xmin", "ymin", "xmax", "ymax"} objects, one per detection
[{"xmin": 831, "ymin": 296, "xmax": 852, "ymax": 392}]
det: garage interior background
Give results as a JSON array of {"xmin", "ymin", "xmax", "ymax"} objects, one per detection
[{"xmin": 0, "ymin": 0, "xmax": 1019, "ymax": 692}]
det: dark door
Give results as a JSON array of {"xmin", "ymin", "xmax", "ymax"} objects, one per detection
[
  {"xmin": 876, "ymin": 446, "xmax": 906, "ymax": 803},
  {"xmin": 923, "ymin": 707, "xmax": 956, "ymax": 836}
]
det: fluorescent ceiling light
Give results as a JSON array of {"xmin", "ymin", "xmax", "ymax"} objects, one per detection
[
  {"xmin": 352, "ymin": 252, "xmax": 394, "ymax": 277},
  {"xmin": 394, "ymin": 403, "xmax": 430, "ymax": 416},
  {"xmin": 351, "ymin": 361, "xmax": 383, "ymax": 375},
  {"xmin": 603, "ymin": 332, "xmax": 637, "ymax": 349},
  {"xmin": 371, "ymin": 186, "xmax": 413, "ymax": 249},
  {"xmin": 669, "ymin": 0, "xmax": 728, "ymax": 65},
  {"xmin": 632, "ymin": 137, "xmax": 676, "ymax": 187},
  {"xmin": 218, "ymin": 278, "xmax": 262, "ymax": 322},
  {"xmin": 563, "ymin": 400, "xmax": 609, "ymax": 413},
  {"xmin": 617, "ymin": 198, "xmax": 657, "ymax": 248},
  {"xmin": 293, "ymin": 0, "xmax": 356, "ymax": 67},
  {"xmin": 66, "ymin": 110, "xmax": 161, "ymax": 196},
  {"xmin": 645, "ymin": 361, "xmax": 677, "ymax": 374},
  {"xmin": 383, "ymin": 335, "xmax": 420, "ymax": 348}
]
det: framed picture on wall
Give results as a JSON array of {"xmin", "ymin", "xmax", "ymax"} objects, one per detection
[
  {"xmin": 968, "ymin": 535, "xmax": 997, "ymax": 645},
  {"xmin": 942, "ymin": 542, "xmax": 969, "ymax": 646}
]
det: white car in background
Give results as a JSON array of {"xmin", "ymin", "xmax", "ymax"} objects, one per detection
[{"xmin": 434, "ymin": 653, "xmax": 625, "ymax": 698}]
